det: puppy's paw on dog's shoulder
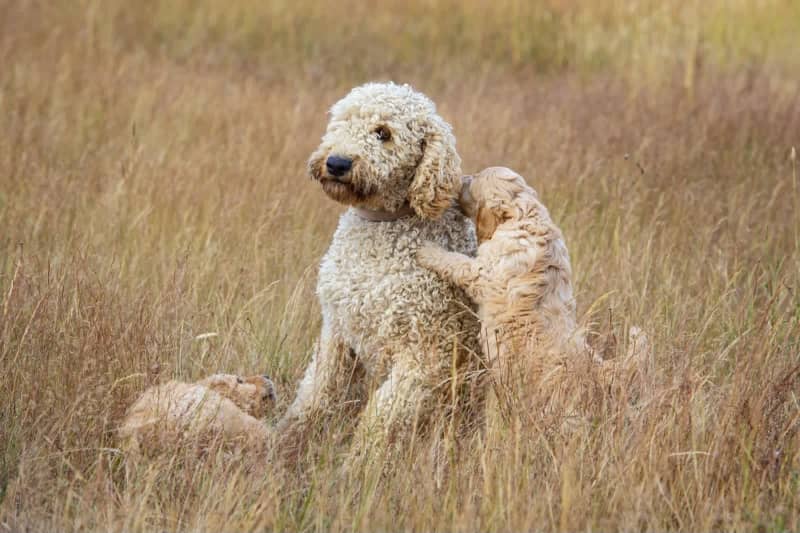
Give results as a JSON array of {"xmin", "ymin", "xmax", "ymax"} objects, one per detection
[{"xmin": 416, "ymin": 241, "xmax": 446, "ymax": 267}]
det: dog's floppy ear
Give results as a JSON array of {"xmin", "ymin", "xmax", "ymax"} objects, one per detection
[{"xmin": 408, "ymin": 115, "xmax": 461, "ymax": 219}]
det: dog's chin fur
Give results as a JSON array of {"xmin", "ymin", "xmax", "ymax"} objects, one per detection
[{"xmin": 319, "ymin": 178, "xmax": 366, "ymax": 204}]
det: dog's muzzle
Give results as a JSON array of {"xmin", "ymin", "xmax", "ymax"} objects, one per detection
[{"xmin": 326, "ymin": 155, "xmax": 352, "ymax": 178}]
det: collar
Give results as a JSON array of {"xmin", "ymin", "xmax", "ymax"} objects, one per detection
[{"xmin": 353, "ymin": 203, "xmax": 415, "ymax": 222}]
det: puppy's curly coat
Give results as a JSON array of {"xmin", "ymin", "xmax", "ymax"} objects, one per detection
[
  {"xmin": 418, "ymin": 167, "xmax": 649, "ymax": 401},
  {"xmin": 417, "ymin": 167, "xmax": 586, "ymax": 376}
]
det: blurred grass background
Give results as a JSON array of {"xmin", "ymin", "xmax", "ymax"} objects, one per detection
[{"xmin": 1, "ymin": 0, "xmax": 799, "ymax": 531}]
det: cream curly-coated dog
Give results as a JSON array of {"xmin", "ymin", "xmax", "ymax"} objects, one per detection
[
  {"xmin": 417, "ymin": 167, "xmax": 648, "ymax": 401},
  {"xmin": 277, "ymin": 82, "xmax": 483, "ymax": 461},
  {"xmin": 120, "ymin": 374, "xmax": 276, "ymax": 456}
]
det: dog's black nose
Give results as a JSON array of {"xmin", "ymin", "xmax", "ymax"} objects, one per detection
[{"xmin": 326, "ymin": 155, "xmax": 352, "ymax": 177}]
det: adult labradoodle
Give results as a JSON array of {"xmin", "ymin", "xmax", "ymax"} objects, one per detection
[{"xmin": 277, "ymin": 82, "xmax": 483, "ymax": 463}]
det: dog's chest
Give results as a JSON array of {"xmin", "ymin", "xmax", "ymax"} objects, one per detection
[{"xmin": 317, "ymin": 210, "xmax": 476, "ymax": 366}]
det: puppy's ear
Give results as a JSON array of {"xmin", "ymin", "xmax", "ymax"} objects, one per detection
[
  {"xmin": 408, "ymin": 115, "xmax": 461, "ymax": 219},
  {"xmin": 476, "ymin": 206, "xmax": 500, "ymax": 242}
]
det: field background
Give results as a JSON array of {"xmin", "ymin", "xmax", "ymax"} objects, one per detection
[{"xmin": 2, "ymin": 0, "xmax": 800, "ymax": 531}]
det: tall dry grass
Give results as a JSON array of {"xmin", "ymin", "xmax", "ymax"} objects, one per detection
[{"xmin": 1, "ymin": 0, "xmax": 799, "ymax": 531}]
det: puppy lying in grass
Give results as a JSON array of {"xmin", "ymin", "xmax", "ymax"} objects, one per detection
[
  {"xmin": 119, "ymin": 373, "xmax": 276, "ymax": 457},
  {"xmin": 417, "ymin": 167, "xmax": 647, "ymax": 416}
]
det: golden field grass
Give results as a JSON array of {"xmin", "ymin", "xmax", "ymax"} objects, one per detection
[{"xmin": 1, "ymin": 0, "xmax": 800, "ymax": 530}]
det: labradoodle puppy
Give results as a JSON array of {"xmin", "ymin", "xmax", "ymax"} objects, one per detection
[
  {"xmin": 417, "ymin": 167, "xmax": 648, "ymax": 396},
  {"xmin": 417, "ymin": 167, "xmax": 584, "ymax": 375},
  {"xmin": 277, "ymin": 82, "xmax": 483, "ymax": 463},
  {"xmin": 120, "ymin": 374, "xmax": 276, "ymax": 456}
]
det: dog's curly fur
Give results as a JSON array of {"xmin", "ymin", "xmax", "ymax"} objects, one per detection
[
  {"xmin": 278, "ymin": 83, "xmax": 483, "ymax": 462},
  {"xmin": 120, "ymin": 374, "xmax": 276, "ymax": 456},
  {"xmin": 307, "ymin": 82, "xmax": 462, "ymax": 218}
]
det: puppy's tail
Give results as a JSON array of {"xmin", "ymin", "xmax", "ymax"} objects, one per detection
[
  {"xmin": 625, "ymin": 326, "xmax": 650, "ymax": 365},
  {"xmin": 617, "ymin": 326, "xmax": 653, "ymax": 400}
]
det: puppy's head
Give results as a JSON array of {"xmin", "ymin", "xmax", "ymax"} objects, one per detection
[
  {"xmin": 308, "ymin": 82, "xmax": 461, "ymax": 218},
  {"xmin": 459, "ymin": 167, "xmax": 533, "ymax": 242},
  {"xmin": 199, "ymin": 374, "xmax": 277, "ymax": 419}
]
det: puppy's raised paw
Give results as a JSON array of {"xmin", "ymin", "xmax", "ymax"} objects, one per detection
[{"xmin": 416, "ymin": 241, "xmax": 447, "ymax": 269}]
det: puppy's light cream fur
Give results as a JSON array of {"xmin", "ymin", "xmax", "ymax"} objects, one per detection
[
  {"xmin": 418, "ymin": 167, "xmax": 584, "ymax": 373},
  {"xmin": 418, "ymin": 167, "xmax": 648, "ymax": 395},
  {"xmin": 119, "ymin": 374, "xmax": 276, "ymax": 456}
]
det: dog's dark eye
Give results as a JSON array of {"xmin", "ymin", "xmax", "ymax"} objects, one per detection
[
  {"xmin": 374, "ymin": 126, "xmax": 392, "ymax": 142},
  {"xmin": 236, "ymin": 377, "xmax": 243, "ymax": 384}
]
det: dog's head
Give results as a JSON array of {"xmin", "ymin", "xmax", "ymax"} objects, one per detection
[
  {"xmin": 308, "ymin": 82, "xmax": 461, "ymax": 219},
  {"xmin": 460, "ymin": 167, "xmax": 535, "ymax": 242},
  {"xmin": 198, "ymin": 374, "xmax": 277, "ymax": 419}
]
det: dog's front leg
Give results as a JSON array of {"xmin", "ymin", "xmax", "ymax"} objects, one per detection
[
  {"xmin": 344, "ymin": 358, "xmax": 435, "ymax": 473},
  {"xmin": 276, "ymin": 319, "xmax": 367, "ymax": 461}
]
